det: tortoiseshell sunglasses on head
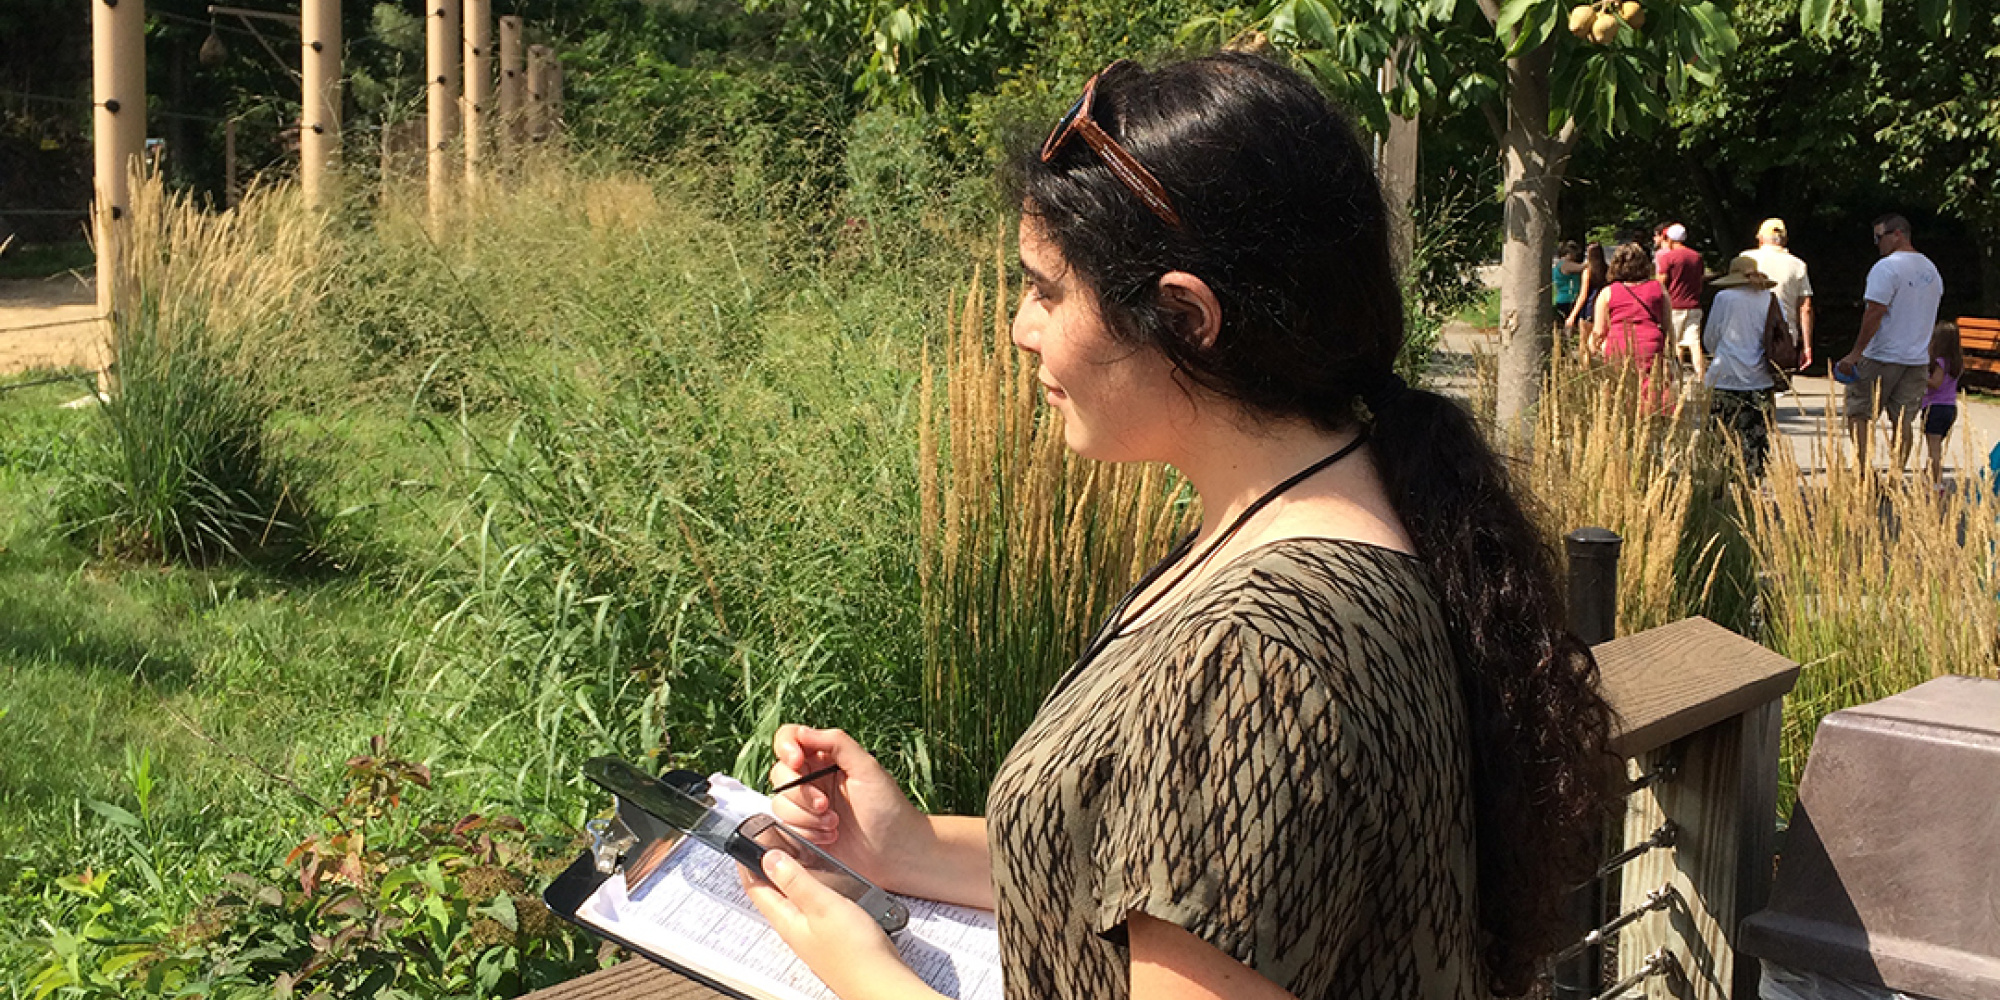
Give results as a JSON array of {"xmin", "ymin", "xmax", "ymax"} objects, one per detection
[{"xmin": 1040, "ymin": 61, "xmax": 1184, "ymax": 229}]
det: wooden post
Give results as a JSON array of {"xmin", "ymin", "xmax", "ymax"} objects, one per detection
[
  {"xmin": 545, "ymin": 54, "xmax": 563, "ymax": 138},
  {"xmin": 497, "ymin": 16, "xmax": 524, "ymax": 158},
  {"xmin": 1595, "ymin": 618, "xmax": 1799, "ymax": 1000},
  {"xmin": 425, "ymin": 0, "xmax": 460, "ymax": 235},
  {"xmin": 462, "ymin": 0, "xmax": 491, "ymax": 186},
  {"xmin": 300, "ymin": 0, "xmax": 341, "ymax": 208},
  {"xmin": 526, "ymin": 44, "xmax": 552, "ymax": 142},
  {"xmin": 224, "ymin": 116, "xmax": 239, "ymax": 209},
  {"xmin": 92, "ymin": 0, "xmax": 145, "ymax": 327}
]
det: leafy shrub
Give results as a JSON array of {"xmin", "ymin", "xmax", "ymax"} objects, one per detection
[{"xmin": 26, "ymin": 739, "xmax": 594, "ymax": 1000}]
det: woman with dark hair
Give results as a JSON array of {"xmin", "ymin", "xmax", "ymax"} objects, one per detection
[
  {"xmin": 1568, "ymin": 241, "xmax": 1609, "ymax": 344},
  {"xmin": 1591, "ymin": 241, "xmax": 1673, "ymax": 409},
  {"xmin": 744, "ymin": 54, "xmax": 1614, "ymax": 1000}
]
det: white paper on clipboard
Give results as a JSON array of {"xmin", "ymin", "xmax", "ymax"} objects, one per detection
[{"xmin": 573, "ymin": 775, "xmax": 1003, "ymax": 1000}]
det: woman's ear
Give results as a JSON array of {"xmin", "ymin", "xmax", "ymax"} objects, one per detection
[{"xmin": 1157, "ymin": 272, "xmax": 1221, "ymax": 351}]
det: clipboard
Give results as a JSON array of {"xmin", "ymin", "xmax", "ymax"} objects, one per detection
[
  {"xmin": 541, "ymin": 772, "xmax": 1004, "ymax": 1000},
  {"xmin": 542, "ymin": 842, "xmax": 759, "ymax": 1000}
]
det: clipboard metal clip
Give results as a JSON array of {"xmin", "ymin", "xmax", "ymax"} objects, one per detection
[
  {"xmin": 586, "ymin": 769, "xmax": 705, "ymax": 882},
  {"xmin": 586, "ymin": 816, "xmax": 638, "ymax": 875}
]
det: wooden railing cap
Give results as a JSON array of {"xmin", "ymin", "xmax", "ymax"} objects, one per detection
[{"xmin": 1596, "ymin": 616, "xmax": 1801, "ymax": 758}]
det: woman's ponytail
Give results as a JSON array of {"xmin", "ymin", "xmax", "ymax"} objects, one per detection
[{"xmin": 1370, "ymin": 387, "xmax": 1617, "ymax": 996}]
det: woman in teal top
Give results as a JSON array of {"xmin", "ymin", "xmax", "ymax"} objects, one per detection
[{"xmin": 1552, "ymin": 240, "xmax": 1584, "ymax": 323}]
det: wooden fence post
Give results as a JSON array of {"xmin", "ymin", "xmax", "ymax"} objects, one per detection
[
  {"xmin": 462, "ymin": 0, "xmax": 491, "ymax": 187},
  {"xmin": 300, "ymin": 0, "xmax": 340, "ymax": 208},
  {"xmin": 1595, "ymin": 618, "xmax": 1798, "ymax": 1000},
  {"xmin": 497, "ymin": 16, "xmax": 524, "ymax": 159},
  {"xmin": 425, "ymin": 0, "xmax": 460, "ymax": 236}
]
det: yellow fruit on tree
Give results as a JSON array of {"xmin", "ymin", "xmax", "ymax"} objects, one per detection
[
  {"xmin": 1569, "ymin": 5, "xmax": 1596, "ymax": 37},
  {"xmin": 1621, "ymin": 2, "xmax": 1645, "ymax": 29},
  {"xmin": 1591, "ymin": 10, "xmax": 1620, "ymax": 43}
]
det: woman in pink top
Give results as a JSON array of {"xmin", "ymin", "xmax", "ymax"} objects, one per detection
[{"xmin": 1591, "ymin": 241, "xmax": 1673, "ymax": 411}]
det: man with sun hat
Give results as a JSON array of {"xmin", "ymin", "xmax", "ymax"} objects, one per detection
[{"xmin": 1704, "ymin": 255, "xmax": 1786, "ymax": 475}]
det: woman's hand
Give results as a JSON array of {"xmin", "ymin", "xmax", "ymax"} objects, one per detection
[
  {"xmin": 740, "ymin": 850, "xmax": 941, "ymax": 1000},
  {"xmin": 769, "ymin": 725, "xmax": 928, "ymax": 888}
]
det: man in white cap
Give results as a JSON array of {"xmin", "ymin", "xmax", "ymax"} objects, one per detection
[
  {"xmin": 1836, "ymin": 213, "xmax": 1944, "ymax": 471},
  {"xmin": 1743, "ymin": 218, "xmax": 1815, "ymax": 371},
  {"xmin": 1655, "ymin": 223, "xmax": 1706, "ymax": 380}
]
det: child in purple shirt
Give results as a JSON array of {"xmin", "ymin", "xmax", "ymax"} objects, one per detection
[{"xmin": 1923, "ymin": 320, "xmax": 1963, "ymax": 488}]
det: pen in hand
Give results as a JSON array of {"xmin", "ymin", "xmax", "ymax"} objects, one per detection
[{"xmin": 770, "ymin": 763, "xmax": 840, "ymax": 797}]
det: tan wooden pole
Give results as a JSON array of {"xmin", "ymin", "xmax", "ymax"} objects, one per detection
[
  {"xmin": 92, "ymin": 0, "xmax": 145, "ymax": 325},
  {"xmin": 545, "ymin": 54, "xmax": 562, "ymax": 137},
  {"xmin": 462, "ymin": 0, "xmax": 491, "ymax": 187},
  {"xmin": 497, "ymin": 16, "xmax": 523, "ymax": 159},
  {"xmin": 526, "ymin": 44, "xmax": 551, "ymax": 142},
  {"xmin": 425, "ymin": 0, "xmax": 460, "ymax": 235},
  {"xmin": 300, "ymin": 0, "xmax": 341, "ymax": 208}
]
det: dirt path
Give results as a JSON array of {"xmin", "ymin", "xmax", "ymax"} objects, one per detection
[{"xmin": 0, "ymin": 276, "xmax": 106, "ymax": 376}]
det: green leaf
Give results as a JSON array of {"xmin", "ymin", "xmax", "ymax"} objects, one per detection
[
  {"xmin": 86, "ymin": 799, "xmax": 142, "ymax": 829},
  {"xmin": 485, "ymin": 891, "xmax": 519, "ymax": 933},
  {"xmin": 1270, "ymin": 0, "xmax": 1300, "ymax": 42},
  {"xmin": 1853, "ymin": 0, "xmax": 1882, "ymax": 31},
  {"xmin": 1495, "ymin": 0, "xmax": 1538, "ymax": 38},
  {"xmin": 1800, "ymin": 0, "xmax": 1836, "ymax": 36},
  {"xmin": 28, "ymin": 961, "xmax": 77, "ymax": 1000},
  {"xmin": 1498, "ymin": 0, "xmax": 1560, "ymax": 59},
  {"xmin": 1291, "ymin": 0, "xmax": 1340, "ymax": 45}
]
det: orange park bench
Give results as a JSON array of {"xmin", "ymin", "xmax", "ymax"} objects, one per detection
[{"xmin": 1960, "ymin": 316, "xmax": 2000, "ymax": 385}]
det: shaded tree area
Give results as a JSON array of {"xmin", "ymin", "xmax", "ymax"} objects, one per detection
[{"xmin": 1563, "ymin": 2, "xmax": 1996, "ymax": 365}]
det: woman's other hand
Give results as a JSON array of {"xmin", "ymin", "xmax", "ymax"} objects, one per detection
[
  {"xmin": 740, "ymin": 850, "xmax": 941, "ymax": 1000},
  {"xmin": 770, "ymin": 725, "xmax": 926, "ymax": 886}
]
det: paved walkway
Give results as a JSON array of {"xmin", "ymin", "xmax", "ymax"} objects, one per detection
[{"xmin": 1431, "ymin": 320, "xmax": 2000, "ymax": 482}]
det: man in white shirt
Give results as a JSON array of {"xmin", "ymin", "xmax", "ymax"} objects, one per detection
[
  {"xmin": 1836, "ymin": 213, "xmax": 1944, "ymax": 471},
  {"xmin": 1742, "ymin": 218, "xmax": 1814, "ymax": 370}
]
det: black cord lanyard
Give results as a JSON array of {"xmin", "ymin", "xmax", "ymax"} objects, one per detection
[{"xmin": 1063, "ymin": 429, "xmax": 1373, "ymax": 684}]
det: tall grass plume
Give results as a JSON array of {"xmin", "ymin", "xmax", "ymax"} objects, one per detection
[
  {"xmin": 61, "ymin": 173, "xmax": 331, "ymax": 566},
  {"xmin": 917, "ymin": 244, "xmax": 1193, "ymax": 812},
  {"xmin": 1741, "ymin": 407, "xmax": 2000, "ymax": 804}
]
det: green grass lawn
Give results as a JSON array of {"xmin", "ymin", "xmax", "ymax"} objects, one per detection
[{"xmin": 0, "ymin": 380, "xmax": 440, "ymax": 979}]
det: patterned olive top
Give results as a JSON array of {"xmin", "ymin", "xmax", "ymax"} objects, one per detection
[{"xmin": 985, "ymin": 538, "xmax": 1481, "ymax": 999}]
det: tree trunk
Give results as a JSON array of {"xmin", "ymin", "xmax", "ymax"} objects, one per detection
[
  {"xmin": 1382, "ymin": 116, "xmax": 1419, "ymax": 269},
  {"xmin": 1494, "ymin": 41, "xmax": 1566, "ymax": 432}
]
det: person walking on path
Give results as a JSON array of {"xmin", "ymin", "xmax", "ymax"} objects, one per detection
[
  {"xmin": 1923, "ymin": 320, "xmax": 1963, "ymax": 488},
  {"xmin": 1553, "ymin": 241, "xmax": 1584, "ymax": 341},
  {"xmin": 1594, "ymin": 241, "xmax": 1673, "ymax": 412},
  {"xmin": 1655, "ymin": 223, "xmax": 1707, "ymax": 382},
  {"xmin": 1742, "ymin": 218, "xmax": 1815, "ymax": 372},
  {"xmin": 1702, "ymin": 256, "xmax": 1786, "ymax": 477},
  {"xmin": 1836, "ymin": 214, "xmax": 1944, "ymax": 473},
  {"xmin": 1566, "ymin": 242, "xmax": 1607, "ymax": 347}
]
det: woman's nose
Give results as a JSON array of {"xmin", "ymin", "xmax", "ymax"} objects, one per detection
[{"xmin": 1010, "ymin": 307, "xmax": 1038, "ymax": 353}]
